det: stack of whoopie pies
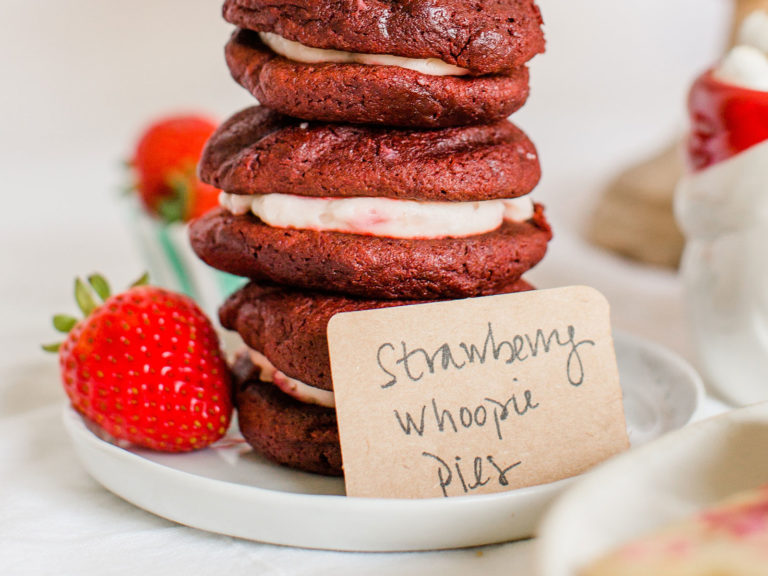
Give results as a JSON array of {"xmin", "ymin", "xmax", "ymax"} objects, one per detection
[{"xmin": 190, "ymin": 0, "xmax": 551, "ymax": 476}]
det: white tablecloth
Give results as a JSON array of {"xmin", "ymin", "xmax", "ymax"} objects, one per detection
[{"xmin": 1, "ymin": 0, "xmax": 732, "ymax": 574}]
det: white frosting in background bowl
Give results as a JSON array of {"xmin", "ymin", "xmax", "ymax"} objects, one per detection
[
  {"xmin": 259, "ymin": 31, "xmax": 470, "ymax": 77},
  {"xmin": 714, "ymin": 11, "xmax": 768, "ymax": 90},
  {"xmin": 716, "ymin": 46, "xmax": 768, "ymax": 90},
  {"xmin": 220, "ymin": 192, "xmax": 535, "ymax": 239},
  {"xmin": 739, "ymin": 10, "xmax": 768, "ymax": 53}
]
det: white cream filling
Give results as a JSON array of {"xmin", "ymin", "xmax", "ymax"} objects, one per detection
[
  {"xmin": 220, "ymin": 192, "xmax": 535, "ymax": 239},
  {"xmin": 714, "ymin": 11, "xmax": 768, "ymax": 91},
  {"xmin": 247, "ymin": 349, "xmax": 336, "ymax": 408},
  {"xmin": 259, "ymin": 31, "xmax": 470, "ymax": 77}
]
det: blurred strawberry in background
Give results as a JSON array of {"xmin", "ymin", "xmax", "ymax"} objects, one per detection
[
  {"xmin": 129, "ymin": 115, "xmax": 220, "ymax": 222},
  {"xmin": 125, "ymin": 113, "xmax": 243, "ymax": 317}
]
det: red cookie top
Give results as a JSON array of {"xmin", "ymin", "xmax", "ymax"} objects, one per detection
[
  {"xmin": 200, "ymin": 106, "xmax": 541, "ymax": 201},
  {"xmin": 222, "ymin": 0, "xmax": 545, "ymax": 75}
]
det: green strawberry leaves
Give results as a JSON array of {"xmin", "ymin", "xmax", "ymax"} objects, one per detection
[
  {"xmin": 88, "ymin": 274, "xmax": 111, "ymax": 301},
  {"xmin": 75, "ymin": 278, "xmax": 98, "ymax": 316},
  {"xmin": 53, "ymin": 315, "xmax": 78, "ymax": 333},
  {"xmin": 43, "ymin": 273, "xmax": 149, "ymax": 353},
  {"xmin": 131, "ymin": 272, "xmax": 150, "ymax": 288},
  {"xmin": 157, "ymin": 167, "xmax": 195, "ymax": 224}
]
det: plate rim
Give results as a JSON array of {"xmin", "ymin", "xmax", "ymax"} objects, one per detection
[
  {"xmin": 62, "ymin": 404, "xmax": 573, "ymax": 551},
  {"xmin": 61, "ymin": 330, "xmax": 704, "ymax": 552},
  {"xmin": 614, "ymin": 329, "xmax": 706, "ymax": 420}
]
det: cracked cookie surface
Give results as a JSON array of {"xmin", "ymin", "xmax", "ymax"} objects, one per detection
[
  {"xmin": 222, "ymin": 0, "xmax": 545, "ymax": 75},
  {"xmin": 200, "ymin": 106, "xmax": 541, "ymax": 201}
]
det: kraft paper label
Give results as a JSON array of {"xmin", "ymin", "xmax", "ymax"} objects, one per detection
[{"xmin": 327, "ymin": 286, "xmax": 629, "ymax": 499}]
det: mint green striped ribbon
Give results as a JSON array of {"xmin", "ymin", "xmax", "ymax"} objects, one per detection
[
  {"xmin": 156, "ymin": 223, "xmax": 246, "ymax": 303},
  {"xmin": 157, "ymin": 225, "xmax": 197, "ymax": 298}
]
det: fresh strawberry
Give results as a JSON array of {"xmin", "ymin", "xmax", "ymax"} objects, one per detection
[
  {"xmin": 130, "ymin": 115, "xmax": 220, "ymax": 222},
  {"xmin": 44, "ymin": 274, "xmax": 232, "ymax": 452}
]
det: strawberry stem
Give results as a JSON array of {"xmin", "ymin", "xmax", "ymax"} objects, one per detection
[
  {"xmin": 42, "ymin": 342, "xmax": 62, "ymax": 353},
  {"xmin": 157, "ymin": 168, "xmax": 193, "ymax": 223}
]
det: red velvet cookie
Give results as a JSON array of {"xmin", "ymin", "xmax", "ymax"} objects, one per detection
[
  {"xmin": 190, "ymin": 206, "xmax": 551, "ymax": 299},
  {"xmin": 226, "ymin": 29, "xmax": 531, "ymax": 128},
  {"xmin": 220, "ymin": 279, "xmax": 534, "ymax": 392},
  {"xmin": 200, "ymin": 106, "xmax": 541, "ymax": 201},
  {"xmin": 233, "ymin": 353, "xmax": 342, "ymax": 476},
  {"xmin": 222, "ymin": 0, "xmax": 545, "ymax": 75}
]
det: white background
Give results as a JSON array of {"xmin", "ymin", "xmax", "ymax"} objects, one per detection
[{"xmin": 0, "ymin": 1, "xmax": 730, "ymax": 574}]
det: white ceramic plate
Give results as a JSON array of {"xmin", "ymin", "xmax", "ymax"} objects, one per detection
[
  {"xmin": 62, "ymin": 332, "xmax": 703, "ymax": 552},
  {"xmin": 536, "ymin": 402, "xmax": 768, "ymax": 576}
]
